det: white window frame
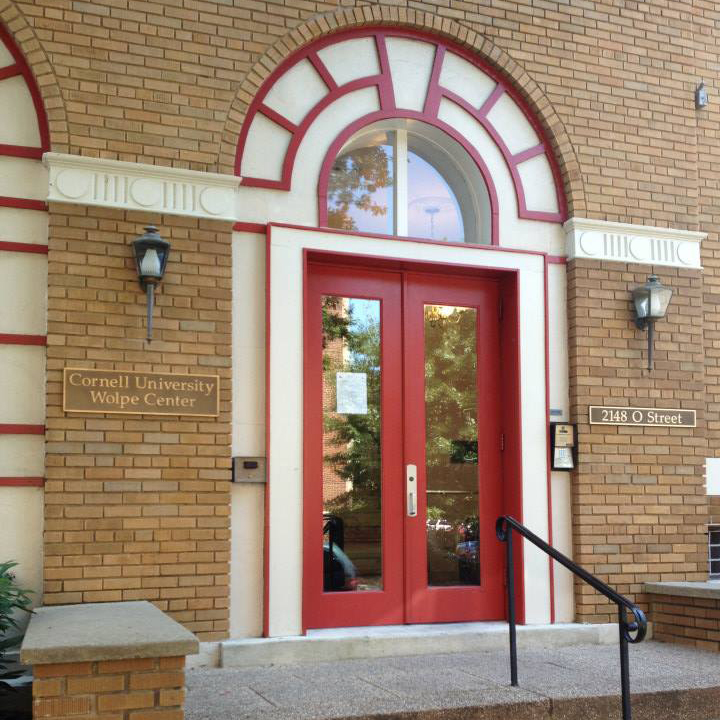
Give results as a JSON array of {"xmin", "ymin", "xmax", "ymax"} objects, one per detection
[{"xmin": 710, "ymin": 525, "xmax": 720, "ymax": 579}]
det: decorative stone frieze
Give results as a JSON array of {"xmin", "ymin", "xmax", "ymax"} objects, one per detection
[
  {"xmin": 565, "ymin": 217, "xmax": 705, "ymax": 269},
  {"xmin": 44, "ymin": 152, "xmax": 241, "ymax": 221}
]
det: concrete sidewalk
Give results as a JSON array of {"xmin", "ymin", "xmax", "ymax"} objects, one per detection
[{"xmin": 186, "ymin": 641, "xmax": 720, "ymax": 720}]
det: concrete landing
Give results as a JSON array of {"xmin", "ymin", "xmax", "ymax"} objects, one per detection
[
  {"xmin": 187, "ymin": 641, "xmax": 720, "ymax": 720},
  {"xmin": 220, "ymin": 622, "xmax": 618, "ymax": 668}
]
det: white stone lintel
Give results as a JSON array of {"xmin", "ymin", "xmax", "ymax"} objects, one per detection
[
  {"xmin": 44, "ymin": 152, "xmax": 241, "ymax": 222},
  {"xmin": 565, "ymin": 217, "xmax": 705, "ymax": 270}
]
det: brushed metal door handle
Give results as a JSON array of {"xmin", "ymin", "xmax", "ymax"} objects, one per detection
[{"xmin": 406, "ymin": 464, "xmax": 417, "ymax": 517}]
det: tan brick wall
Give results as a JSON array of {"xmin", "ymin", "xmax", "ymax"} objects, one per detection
[
  {"xmin": 9, "ymin": 0, "xmax": 702, "ymax": 225},
  {"xmin": 44, "ymin": 203, "xmax": 232, "ymax": 640},
  {"xmin": 710, "ymin": 496, "xmax": 720, "ymax": 526},
  {"xmin": 650, "ymin": 594, "xmax": 720, "ymax": 653},
  {"xmin": 33, "ymin": 656, "xmax": 186, "ymax": 720},
  {"xmin": 5, "ymin": 0, "xmax": 720, "ymax": 627},
  {"xmin": 568, "ymin": 260, "xmax": 708, "ymax": 622}
]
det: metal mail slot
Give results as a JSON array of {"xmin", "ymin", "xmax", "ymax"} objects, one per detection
[{"xmin": 232, "ymin": 456, "xmax": 267, "ymax": 483}]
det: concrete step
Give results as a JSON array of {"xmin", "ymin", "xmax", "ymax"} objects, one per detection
[
  {"xmin": 188, "ymin": 641, "xmax": 720, "ymax": 720},
  {"xmin": 220, "ymin": 621, "xmax": 619, "ymax": 668}
]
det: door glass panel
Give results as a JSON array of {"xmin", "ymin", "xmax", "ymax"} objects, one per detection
[
  {"xmin": 424, "ymin": 304, "xmax": 480, "ymax": 586},
  {"xmin": 321, "ymin": 295, "xmax": 382, "ymax": 592}
]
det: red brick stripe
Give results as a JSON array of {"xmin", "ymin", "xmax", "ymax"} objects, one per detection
[
  {"xmin": 0, "ymin": 197, "xmax": 48, "ymax": 211},
  {"xmin": 233, "ymin": 222, "xmax": 267, "ymax": 234},
  {"xmin": 0, "ymin": 334, "xmax": 47, "ymax": 345},
  {"xmin": 0, "ymin": 477, "xmax": 44, "ymax": 487},
  {"xmin": 0, "ymin": 424, "xmax": 45, "ymax": 434},
  {"xmin": 0, "ymin": 241, "xmax": 48, "ymax": 254},
  {"xmin": 0, "ymin": 144, "xmax": 43, "ymax": 159}
]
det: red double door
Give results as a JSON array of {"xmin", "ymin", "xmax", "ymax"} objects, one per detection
[{"xmin": 303, "ymin": 262, "xmax": 505, "ymax": 629}]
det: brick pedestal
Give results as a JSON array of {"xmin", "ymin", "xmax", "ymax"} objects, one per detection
[
  {"xmin": 649, "ymin": 594, "xmax": 720, "ymax": 652},
  {"xmin": 33, "ymin": 657, "xmax": 185, "ymax": 720},
  {"xmin": 21, "ymin": 601, "xmax": 198, "ymax": 720}
]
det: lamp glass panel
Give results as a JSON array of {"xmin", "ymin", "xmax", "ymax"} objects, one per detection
[
  {"xmin": 633, "ymin": 290, "xmax": 650, "ymax": 319},
  {"xmin": 140, "ymin": 248, "xmax": 162, "ymax": 277},
  {"xmin": 648, "ymin": 286, "xmax": 673, "ymax": 318}
]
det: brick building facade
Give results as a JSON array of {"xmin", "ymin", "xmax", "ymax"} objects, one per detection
[{"xmin": 0, "ymin": 0, "xmax": 718, "ymax": 648}]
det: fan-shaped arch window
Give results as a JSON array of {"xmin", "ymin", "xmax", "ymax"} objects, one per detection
[{"xmin": 326, "ymin": 120, "xmax": 490, "ymax": 244}]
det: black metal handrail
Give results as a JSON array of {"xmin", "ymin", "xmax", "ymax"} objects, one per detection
[{"xmin": 496, "ymin": 515, "xmax": 647, "ymax": 720}]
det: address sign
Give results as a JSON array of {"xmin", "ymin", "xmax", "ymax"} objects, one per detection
[{"xmin": 589, "ymin": 406, "xmax": 696, "ymax": 428}]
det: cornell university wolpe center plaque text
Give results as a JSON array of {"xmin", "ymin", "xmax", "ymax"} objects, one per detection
[{"xmin": 63, "ymin": 368, "xmax": 220, "ymax": 417}]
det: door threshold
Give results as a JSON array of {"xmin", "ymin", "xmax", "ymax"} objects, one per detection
[
  {"xmin": 220, "ymin": 621, "xmax": 622, "ymax": 668},
  {"xmin": 306, "ymin": 621, "xmax": 508, "ymax": 639}
]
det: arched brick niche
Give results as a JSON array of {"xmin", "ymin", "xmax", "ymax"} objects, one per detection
[
  {"xmin": 0, "ymin": 22, "xmax": 49, "ymax": 164},
  {"xmin": 235, "ymin": 29, "xmax": 566, "ymax": 229},
  {"xmin": 0, "ymin": 20, "xmax": 52, "ymax": 613}
]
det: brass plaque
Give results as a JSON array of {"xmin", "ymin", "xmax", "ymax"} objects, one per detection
[
  {"xmin": 589, "ymin": 406, "xmax": 696, "ymax": 428},
  {"xmin": 63, "ymin": 368, "xmax": 219, "ymax": 417}
]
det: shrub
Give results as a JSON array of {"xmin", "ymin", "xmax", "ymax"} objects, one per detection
[{"xmin": 0, "ymin": 561, "xmax": 32, "ymax": 675}]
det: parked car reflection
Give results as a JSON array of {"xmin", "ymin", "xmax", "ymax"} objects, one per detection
[
  {"xmin": 323, "ymin": 542, "xmax": 359, "ymax": 591},
  {"xmin": 455, "ymin": 539, "xmax": 480, "ymax": 584}
]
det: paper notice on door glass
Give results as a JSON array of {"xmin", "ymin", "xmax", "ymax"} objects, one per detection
[{"xmin": 336, "ymin": 372, "xmax": 368, "ymax": 414}]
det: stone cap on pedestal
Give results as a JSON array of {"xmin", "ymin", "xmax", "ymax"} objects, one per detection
[
  {"xmin": 644, "ymin": 581, "xmax": 720, "ymax": 600},
  {"xmin": 20, "ymin": 600, "xmax": 199, "ymax": 665}
]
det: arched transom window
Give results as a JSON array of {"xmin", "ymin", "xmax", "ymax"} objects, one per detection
[
  {"xmin": 327, "ymin": 120, "xmax": 490, "ymax": 244},
  {"xmin": 236, "ymin": 29, "xmax": 567, "ymax": 244}
]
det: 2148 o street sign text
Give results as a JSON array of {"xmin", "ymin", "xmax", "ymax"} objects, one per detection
[
  {"xmin": 589, "ymin": 406, "xmax": 696, "ymax": 428},
  {"xmin": 63, "ymin": 368, "xmax": 219, "ymax": 417}
]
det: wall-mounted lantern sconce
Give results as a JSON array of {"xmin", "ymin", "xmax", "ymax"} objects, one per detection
[
  {"xmin": 696, "ymin": 81, "xmax": 709, "ymax": 109},
  {"xmin": 132, "ymin": 225, "xmax": 170, "ymax": 341},
  {"xmin": 631, "ymin": 274, "xmax": 673, "ymax": 371}
]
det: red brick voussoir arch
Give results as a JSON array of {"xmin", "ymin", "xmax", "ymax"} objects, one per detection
[{"xmin": 218, "ymin": 7, "xmax": 586, "ymax": 218}]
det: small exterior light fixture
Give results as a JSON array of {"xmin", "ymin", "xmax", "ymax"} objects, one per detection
[
  {"xmin": 632, "ymin": 274, "xmax": 673, "ymax": 371},
  {"xmin": 131, "ymin": 225, "xmax": 170, "ymax": 341},
  {"xmin": 696, "ymin": 81, "xmax": 708, "ymax": 109}
]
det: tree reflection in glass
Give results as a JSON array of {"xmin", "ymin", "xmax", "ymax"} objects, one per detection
[
  {"xmin": 327, "ymin": 139, "xmax": 393, "ymax": 235},
  {"xmin": 424, "ymin": 305, "xmax": 480, "ymax": 586},
  {"xmin": 321, "ymin": 296, "xmax": 382, "ymax": 592}
]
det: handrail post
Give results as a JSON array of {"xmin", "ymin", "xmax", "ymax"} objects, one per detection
[
  {"xmin": 618, "ymin": 605, "xmax": 631, "ymax": 720},
  {"xmin": 497, "ymin": 515, "xmax": 645, "ymax": 718},
  {"xmin": 506, "ymin": 525, "xmax": 518, "ymax": 686}
]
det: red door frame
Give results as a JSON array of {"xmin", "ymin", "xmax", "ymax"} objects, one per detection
[{"xmin": 301, "ymin": 250, "xmax": 525, "ymax": 630}]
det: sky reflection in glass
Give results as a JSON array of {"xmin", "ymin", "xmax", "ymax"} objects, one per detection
[{"xmin": 408, "ymin": 151, "xmax": 464, "ymax": 242}]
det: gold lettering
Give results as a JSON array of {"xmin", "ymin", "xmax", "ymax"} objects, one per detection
[
  {"xmin": 89, "ymin": 389, "xmax": 139, "ymax": 409},
  {"xmin": 66, "ymin": 369, "xmax": 218, "ymax": 416}
]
